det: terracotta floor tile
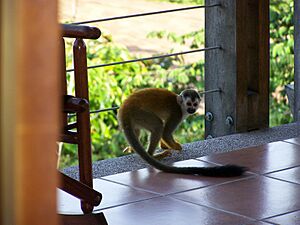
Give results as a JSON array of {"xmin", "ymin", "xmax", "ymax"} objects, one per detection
[
  {"xmin": 198, "ymin": 141, "xmax": 300, "ymax": 174},
  {"xmin": 267, "ymin": 166, "xmax": 300, "ymax": 184},
  {"xmin": 264, "ymin": 210, "xmax": 300, "ymax": 225},
  {"xmin": 102, "ymin": 159, "xmax": 251, "ymax": 195},
  {"xmin": 57, "ymin": 179, "xmax": 158, "ymax": 214},
  {"xmin": 103, "ymin": 196, "xmax": 254, "ymax": 225},
  {"xmin": 284, "ymin": 136, "xmax": 300, "ymax": 146},
  {"xmin": 172, "ymin": 176, "xmax": 300, "ymax": 220}
]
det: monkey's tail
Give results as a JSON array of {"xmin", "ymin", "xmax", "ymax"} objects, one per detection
[{"xmin": 123, "ymin": 126, "xmax": 247, "ymax": 177}]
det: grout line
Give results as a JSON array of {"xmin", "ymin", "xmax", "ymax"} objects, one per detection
[
  {"xmin": 163, "ymin": 175, "xmax": 258, "ymax": 197},
  {"xmin": 282, "ymin": 139, "xmax": 300, "ymax": 147},
  {"xmin": 101, "ymin": 173, "xmax": 258, "ymax": 198},
  {"xmin": 99, "ymin": 176, "xmax": 253, "ymax": 210},
  {"xmin": 261, "ymin": 209, "xmax": 300, "ymax": 221},
  {"xmin": 252, "ymin": 221, "xmax": 277, "ymax": 225},
  {"xmin": 263, "ymin": 174, "xmax": 300, "ymax": 186},
  {"xmin": 100, "ymin": 175, "xmax": 214, "ymax": 196},
  {"xmin": 262, "ymin": 165, "xmax": 300, "ymax": 176},
  {"xmin": 99, "ymin": 177, "xmax": 164, "ymax": 196},
  {"xmin": 168, "ymin": 195, "xmax": 256, "ymax": 222},
  {"xmin": 94, "ymin": 195, "xmax": 163, "ymax": 212}
]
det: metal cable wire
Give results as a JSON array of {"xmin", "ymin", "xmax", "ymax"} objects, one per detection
[
  {"xmin": 70, "ymin": 4, "xmax": 221, "ymax": 25},
  {"xmin": 67, "ymin": 88, "xmax": 221, "ymax": 118},
  {"xmin": 68, "ymin": 106, "xmax": 119, "ymax": 118},
  {"xmin": 66, "ymin": 46, "xmax": 221, "ymax": 72},
  {"xmin": 65, "ymin": 4, "xmax": 223, "ymax": 118},
  {"xmin": 90, "ymin": 106, "xmax": 120, "ymax": 114},
  {"xmin": 198, "ymin": 88, "xmax": 221, "ymax": 95}
]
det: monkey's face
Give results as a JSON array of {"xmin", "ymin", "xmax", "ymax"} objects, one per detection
[
  {"xmin": 184, "ymin": 97, "xmax": 200, "ymax": 114},
  {"xmin": 178, "ymin": 89, "xmax": 201, "ymax": 115}
]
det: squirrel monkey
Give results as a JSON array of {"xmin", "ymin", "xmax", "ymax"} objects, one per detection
[{"xmin": 118, "ymin": 88, "xmax": 247, "ymax": 177}]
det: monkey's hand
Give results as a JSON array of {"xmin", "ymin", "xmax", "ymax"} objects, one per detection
[{"xmin": 123, "ymin": 146, "xmax": 134, "ymax": 154}]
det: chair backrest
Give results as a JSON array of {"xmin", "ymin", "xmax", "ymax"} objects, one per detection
[{"xmin": 59, "ymin": 24, "xmax": 102, "ymax": 214}]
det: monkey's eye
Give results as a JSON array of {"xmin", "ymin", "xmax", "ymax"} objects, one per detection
[
  {"xmin": 187, "ymin": 102, "xmax": 192, "ymax": 106},
  {"xmin": 193, "ymin": 103, "xmax": 198, "ymax": 107}
]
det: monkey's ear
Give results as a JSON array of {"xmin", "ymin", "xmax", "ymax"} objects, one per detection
[{"xmin": 177, "ymin": 95, "xmax": 183, "ymax": 105}]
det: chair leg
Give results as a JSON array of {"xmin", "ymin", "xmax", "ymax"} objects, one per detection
[
  {"xmin": 58, "ymin": 172, "xmax": 101, "ymax": 207},
  {"xmin": 77, "ymin": 111, "xmax": 94, "ymax": 213}
]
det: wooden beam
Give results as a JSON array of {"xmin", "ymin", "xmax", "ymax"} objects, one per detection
[
  {"xmin": 1, "ymin": 0, "xmax": 59, "ymax": 224},
  {"xmin": 205, "ymin": 0, "xmax": 269, "ymax": 138},
  {"xmin": 295, "ymin": 0, "xmax": 300, "ymax": 121},
  {"xmin": 236, "ymin": 0, "xmax": 269, "ymax": 131},
  {"xmin": 205, "ymin": 0, "xmax": 237, "ymax": 137}
]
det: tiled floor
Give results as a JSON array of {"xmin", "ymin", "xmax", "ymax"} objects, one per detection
[{"xmin": 58, "ymin": 137, "xmax": 300, "ymax": 225}]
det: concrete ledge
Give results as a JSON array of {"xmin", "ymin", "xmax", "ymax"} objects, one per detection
[{"xmin": 63, "ymin": 122, "xmax": 299, "ymax": 179}]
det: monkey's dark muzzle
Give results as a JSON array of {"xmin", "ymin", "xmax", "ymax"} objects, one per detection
[{"xmin": 187, "ymin": 108, "xmax": 196, "ymax": 114}]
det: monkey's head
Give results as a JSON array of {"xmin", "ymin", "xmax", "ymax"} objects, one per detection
[{"xmin": 177, "ymin": 89, "xmax": 201, "ymax": 115}]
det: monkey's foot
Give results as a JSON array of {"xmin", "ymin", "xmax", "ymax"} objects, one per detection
[
  {"xmin": 171, "ymin": 142, "xmax": 182, "ymax": 151},
  {"xmin": 160, "ymin": 139, "xmax": 182, "ymax": 151},
  {"xmin": 153, "ymin": 150, "xmax": 172, "ymax": 160},
  {"xmin": 160, "ymin": 140, "xmax": 170, "ymax": 149},
  {"xmin": 161, "ymin": 140, "xmax": 182, "ymax": 152},
  {"xmin": 123, "ymin": 146, "xmax": 134, "ymax": 154}
]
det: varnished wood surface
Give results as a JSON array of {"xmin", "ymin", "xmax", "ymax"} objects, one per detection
[
  {"xmin": 1, "ymin": 0, "xmax": 60, "ymax": 224},
  {"xmin": 62, "ymin": 24, "xmax": 101, "ymax": 39}
]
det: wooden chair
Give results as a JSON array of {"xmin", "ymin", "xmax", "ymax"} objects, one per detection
[{"xmin": 58, "ymin": 24, "xmax": 108, "ymax": 225}]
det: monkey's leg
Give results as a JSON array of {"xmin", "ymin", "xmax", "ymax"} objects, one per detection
[
  {"xmin": 148, "ymin": 126, "xmax": 172, "ymax": 160},
  {"xmin": 161, "ymin": 117, "xmax": 182, "ymax": 151},
  {"xmin": 146, "ymin": 121, "xmax": 163, "ymax": 156},
  {"xmin": 135, "ymin": 112, "xmax": 172, "ymax": 160},
  {"xmin": 123, "ymin": 129, "xmax": 140, "ymax": 154},
  {"xmin": 131, "ymin": 109, "xmax": 171, "ymax": 160}
]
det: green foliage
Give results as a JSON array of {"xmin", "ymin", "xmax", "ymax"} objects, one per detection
[
  {"xmin": 60, "ymin": 33, "xmax": 205, "ymax": 168},
  {"xmin": 60, "ymin": 0, "xmax": 295, "ymax": 168},
  {"xmin": 270, "ymin": 0, "xmax": 294, "ymax": 126},
  {"xmin": 147, "ymin": 29, "xmax": 204, "ymax": 49},
  {"xmin": 155, "ymin": 0, "xmax": 295, "ymax": 127}
]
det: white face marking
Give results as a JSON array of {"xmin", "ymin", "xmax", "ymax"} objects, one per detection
[{"xmin": 179, "ymin": 95, "xmax": 200, "ymax": 119}]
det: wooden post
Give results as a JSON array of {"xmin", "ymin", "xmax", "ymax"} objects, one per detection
[
  {"xmin": 205, "ymin": 0, "xmax": 269, "ymax": 138},
  {"xmin": 295, "ymin": 0, "xmax": 300, "ymax": 121},
  {"xmin": 1, "ymin": 0, "xmax": 59, "ymax": 225},
  {"xmin": 73, "ymin": 38, "xmax": 94, "ymax": 213}
]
